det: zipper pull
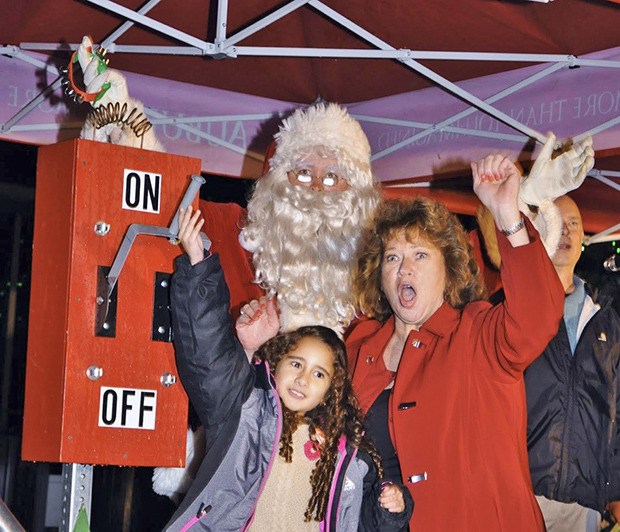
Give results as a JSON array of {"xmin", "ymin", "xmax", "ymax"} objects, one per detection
[{"xmin": 196, "ymin": 502, "xmax": 212, "ymax": 518}]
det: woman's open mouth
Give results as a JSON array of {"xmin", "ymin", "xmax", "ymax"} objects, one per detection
[{"xmin": 399, "ymin": 283, "xmax": 416, "ymax": 306}]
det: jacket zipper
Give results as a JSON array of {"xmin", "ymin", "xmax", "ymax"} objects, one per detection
[
  {"xmin": 574, "ymin": 309, "xmax": 614, "ymax": 507},
  {"xmin": 243, "ymin": 361, "xmax": 283, "ymax": 532},
  {"xmin": 554, "ymin": 310, "xmax": 605, "ymax": 501},
  {"xmin": 179, "ymin": 503, "xmax": 211, "ymax": 532},
  {"xmin": 555, "ymin": 324, "xmax": 577, "ymax": 501},
  {"xmin": 324, "ymin": 436, "xmax": 355, "ymax": 531}
]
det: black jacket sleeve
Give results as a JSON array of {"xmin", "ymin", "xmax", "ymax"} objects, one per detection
[
  {"xmin": 170, "ymin": 253, "xmax": 254, "ymax": 433},
  {"xmin": 358, "ymin": 452, "xmax": 414, "ymax": 532},
  {"xmin": 607, "ymin": 305, "xmax": 620, "ymax": 503}
]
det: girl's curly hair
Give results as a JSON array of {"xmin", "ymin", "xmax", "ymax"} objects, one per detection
[
  {"xmin": 254, "ymin": 325, "xmax": 383, "ymax": 522},
  {"xmin": 354, "ymin": 197, "xmax": 487, "ymax": 321}
]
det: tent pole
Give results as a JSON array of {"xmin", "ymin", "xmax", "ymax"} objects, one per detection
[
  {"xmin": 589, "ymin": 170, "xmax": 620, "ymax": 193},
  {"xmin": 215, "ymin": 0, "xmax": 228, "ymax": 43},
  {"xmin": 583, "ymin": 222, "xmax": 620, "ymax": 245},
  {"xmin": 575, "ymin": 115, "xmax": 620, "ymax": 142},
  {"xmin": 102, "ymin": 0, "xmax": 163, "ymax": 48},
  {"xmin": 222, "ymin": 0, "xmax": 309, "ymax": 48},
  {"xmin": 371, "ymin": 62, "xmax": 565, "ymax": 160},
  {"xmin": 574, "ymin": 170, "xmax": 619, "ymax": 246},
  {"xmin": 309, "ymin": 0, "xmax": 547, "ymax": 143},
  {"xmin": 146, "ymin": 108, "xmax": 265, "ymax": 162},
  {"xmin": 82, "ymin": 0, "xmax": 212, "ymax": 52},
  {"xmin": 0, "ymin": 73, "xmax": 63, "ymax": 135}
]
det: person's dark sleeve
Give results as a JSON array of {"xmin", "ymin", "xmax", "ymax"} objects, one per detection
[
  {"xmin": 358, "ymin": 456, "xmax": 413, "ymax": 532},
  {"xmin": 170, "ymin": 252, "xmax": 254, "ymax": 431},
  {"xmin": 608, "ymin": 309, "xmax": 620, "ymax": 503}
]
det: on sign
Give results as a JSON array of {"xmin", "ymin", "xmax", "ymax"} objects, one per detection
[{"xmin": 122, "ymin": 169, "xmax": 161, "ymax": 213}]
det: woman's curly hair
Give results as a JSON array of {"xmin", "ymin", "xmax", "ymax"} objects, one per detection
[
  {"xmin": 254, "ymin": 325, "xmax": 383, "ymax": 522},
  {"xmin": 354, "ymin": 197, "xmax": 486, "ymax": 321}
]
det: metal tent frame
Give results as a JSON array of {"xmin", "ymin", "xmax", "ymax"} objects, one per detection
[
  {"xmin": 1, "ymin": 3, "xmax": 619, "ymax": 528},
  {"xmin": 2, "ymin": 0, "xmax": 620, "ymax": 217}
]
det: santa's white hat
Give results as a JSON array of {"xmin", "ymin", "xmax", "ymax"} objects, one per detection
[{"xmin": 270, "ymin": 103, "xmax": 373, "ymax": 189}]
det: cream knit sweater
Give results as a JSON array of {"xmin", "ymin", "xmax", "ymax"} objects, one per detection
[{"xmin": 249, "ymin": 424, "xmax": 320, "ymax": 531}]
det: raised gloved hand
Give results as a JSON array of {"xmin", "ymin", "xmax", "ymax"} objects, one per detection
[
  {"xmin": 75, "ymin": 35, "xmax": 165, "ymax": 151},
  {"xmin": 75, "ymin": 35, "xmax": 123, "ymax": 106},
  {"xmin": 520, "ymin": 132, "xmax": 594, "ymax": 207},
  {"xmin": 477, "ymin": 131, "xmax": 593, "ymax": 265},
  {"xmin": 517, "ymin": 132, "xmax": 594, "ymax": 259}
]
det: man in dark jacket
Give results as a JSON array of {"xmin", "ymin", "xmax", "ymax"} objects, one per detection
[{"xmin": 525, "ymin": 195, "xmax": 620, "ymax": 531}]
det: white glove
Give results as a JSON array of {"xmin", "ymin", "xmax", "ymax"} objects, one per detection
[
  {"xmin": 76, "ymin": 36, "xmax": 165, "ymax": 152},
  {"xmin": 520, "ymin": 199, "xmax": 562, "ymax": 259},
  {"xmin": 76, "ymin": 35, "xmax": 131, "ymax": 108},
  {"xmin": 520, "ymin": 132, "xmax": 594, "ymax": 206}
]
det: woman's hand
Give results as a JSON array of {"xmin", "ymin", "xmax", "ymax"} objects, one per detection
[
  {"xmin": 472, "ymin": 154, "xmax": 529, "ymax": 246},
  {"xmin": 177, "ymin": 205, "xmax": 205, "ymax": 265},
  {"xmin": 235, "ymin": 297, "xmax": 280, "ymax": 360},
  {"xmin": 379, "ymin": 482, "xmax": 405, "ymax": 513}
]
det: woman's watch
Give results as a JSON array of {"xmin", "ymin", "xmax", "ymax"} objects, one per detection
[{"xmin": 499, "ymin": 217, "xmax": 525, "ymax": 237}]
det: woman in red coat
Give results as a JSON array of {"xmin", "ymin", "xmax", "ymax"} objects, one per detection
[{"xmin": 347, "ymin": 154, "xmax": 564, "ymax": 530}]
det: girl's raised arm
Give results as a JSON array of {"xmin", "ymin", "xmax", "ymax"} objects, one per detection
[{"xmin": 171, "ymin": 225, "xmax": 254, "ymax": 432}]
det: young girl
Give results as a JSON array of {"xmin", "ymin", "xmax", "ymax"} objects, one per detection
[{"xmin": 163, "ymin": 207, "xmax": 412, "ymax": 531}]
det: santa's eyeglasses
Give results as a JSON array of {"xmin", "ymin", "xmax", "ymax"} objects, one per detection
[{"xmin": 287, "ymin": 168, "xmax": 346, "ymax": 189}]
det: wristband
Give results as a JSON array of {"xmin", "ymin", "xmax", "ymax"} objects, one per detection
[
  {"xmin": 61, "ymin": 48, "xmax": 110, "ymax": 104},
  {"xmin": 499, "ymin": 217, "xmax": 525, "ymax": 237}
]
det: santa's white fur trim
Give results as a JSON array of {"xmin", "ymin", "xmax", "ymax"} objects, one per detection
[
  {"xmin": 152, "ymin": 426, "xmax": 205, "ymax": 502},
  {"xmin": 270, "ymin": 103, "xmax": 373, "ymax": 190}
]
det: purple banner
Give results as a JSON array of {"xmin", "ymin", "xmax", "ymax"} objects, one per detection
[
  {"xmin": 1, "ymin": 47, "xmax": 619, "ymax": 180},
  {"xmin": 353, "ymin": 46, "xmax": 620, "ymax": 181}
]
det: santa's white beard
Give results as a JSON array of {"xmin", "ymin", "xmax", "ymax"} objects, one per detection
[{"xmin": 240, "ymin": 175, "xmax": 380, "ymax": 333}]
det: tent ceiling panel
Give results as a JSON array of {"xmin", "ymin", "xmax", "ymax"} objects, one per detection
[
  {"xmin": 3, "ymin": 0, "xmax": 620, "ymax": 103},
  {"xmin": 1, "ymin": 0, "xmax": 618, "ymax": 239}
]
